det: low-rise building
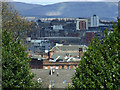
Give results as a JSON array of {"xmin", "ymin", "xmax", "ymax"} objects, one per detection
[
  {"xmin": 43, "ymin": 60, "xmax": 79, "ymax": 69},
  {"xmin": 52, "ymin": 25, "xmax": 63, "ymax": 30},
  {"xmin": 29, "ymin": 44, "xmax": 88, "ymax": 69},
  {"xmin": 27, "ymin": 39, "xmax": 50, "ymax": 54},
  {"xmin": 49, "ymin": 44, "xmax": 87, "ymax": 60}
]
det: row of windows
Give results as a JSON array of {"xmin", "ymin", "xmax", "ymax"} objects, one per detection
[
  {"xmin": 32, "ymin": 41, "xmax": 49, "ymax": 44},
  {"xmin": 45, "ymin": 66, "xmax": 59, "ymax": 69},
  {"xmin": 45, "ymin": 65, "xmax": 77, "ymax": 69}
]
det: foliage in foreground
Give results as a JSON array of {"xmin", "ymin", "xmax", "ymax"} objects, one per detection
[
  {"xmin": 2, "ymin": 30, "xmax": 42, "ymax": 89},
  {"xmin": 67, "ymin": 18, "xmax": 120, "ymax": 89}
]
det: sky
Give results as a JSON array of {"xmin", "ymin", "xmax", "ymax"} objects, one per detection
[{"xmin": 11, "ymin": 0, "xmax": 120, "ymax": 5}]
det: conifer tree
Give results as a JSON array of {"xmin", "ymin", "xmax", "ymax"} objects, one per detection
[{"xmin": 2, "ymin": 30, "xmax": 35, "ymax": 88}]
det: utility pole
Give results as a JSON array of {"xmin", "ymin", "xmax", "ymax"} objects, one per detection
[
  {"xmin": 36, "ymin": 20, "xmax": 40, "ymax": 38},
  {"xmin": 79, "ymin": 48, "xmax": 82, "ymax": 58}
]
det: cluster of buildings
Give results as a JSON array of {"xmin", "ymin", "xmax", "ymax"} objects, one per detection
[
  {"xmin": 28, "ymin": 15, "xmax": 114, "ymax": 44},
  {"xmin": 24, "ymin": 14, "xmax": 117, "ymax": 88},
  {"xmin": 26, "ymin": 14, "xmax": 115, "ymax": 70},
  {"xmin": 28, "ymin": 42, "xmax": 87, "ymax": 69}
]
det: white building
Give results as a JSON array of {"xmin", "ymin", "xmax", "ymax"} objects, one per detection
[
  {"xmin": 76, "ymin": 18, "xmax": 88, "ymax": 30},
  {"xmin": 52, "ymin": 25, "xmax": 63, "ymax": 30},
  {"xmin": 40, "ymin": 18, "xmax": 75, "ymax": 21},
  {"xmin": 91, "ymin": 15, "xmax": 99, "ymax": 27}
]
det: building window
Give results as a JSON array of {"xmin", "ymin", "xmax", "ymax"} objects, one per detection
[
  {"xmin": 34, "ymin": 46, "xmax": 38, "ymax": 48},
  {"xmin": 42, "ymin": 46, "xmax": 45, "ymax": 50},
  {"xmin": 62, "ymin": 66, "xmax": 64, "ymax": 69},
  {"xmin": 45, "ymin": 66, "xmax": 48, "ymax": 69},
  {"xmin": 67, "ymin": 65, "xmax": 69, "ymax": 69},
  {"xmin": 50, "ymin": 66, "xmax": 53, "ymax": 69},
  {"xmin": 56, "ymin": 66, "xmax": 59, "ymax": 69}
]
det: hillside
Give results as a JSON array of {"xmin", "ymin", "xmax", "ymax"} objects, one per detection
[{"xmin": 10, "ymin": 2, "xmax": 118, "ymax": 20}]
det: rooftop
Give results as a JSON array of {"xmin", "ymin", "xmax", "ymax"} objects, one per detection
[{"xmin": 50, "ymin": 44, "xmax": 87, "ymax": 51}]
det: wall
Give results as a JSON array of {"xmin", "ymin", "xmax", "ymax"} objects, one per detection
[{"xmin": 29, "ymin": 59, "xmax": 43, "ymax": 69}]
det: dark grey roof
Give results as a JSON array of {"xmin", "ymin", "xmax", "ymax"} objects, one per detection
[{"xmin": 31, "ymin": 69, "xmax": 75, "ymax": 88}]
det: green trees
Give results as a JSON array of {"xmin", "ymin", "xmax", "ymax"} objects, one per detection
[
  {"xmin": 2, "ymin": 30, "xmax": 35, "ymax": 88},
  {"xmin": 68, "ymin": 19, "xmax": 120, "ymax": 89},
  {"xmin": 2, "ymin": 2, "xmax": 33, "ymax": 41},
  {"xmin": 2, "ymin": 2, "xmax": 42, "ymax": 89}
]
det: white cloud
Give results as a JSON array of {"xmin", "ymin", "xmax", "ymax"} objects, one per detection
[
  {"xmin": 46, "ymin": 12, "xmax": 61, "ymax": 16},
  {"xmin": 46, "ymin": 3, "xmax": 66, "ymax": 16},
  {"xmin": 116, "ymin": 11, "xmax": 118, "ymax": 14},
  {"xmin": 1, "ymin": 0, "xmax": 14, "ymax": 2}
]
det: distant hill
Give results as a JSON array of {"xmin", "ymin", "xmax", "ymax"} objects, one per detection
[
  {"xmin": 10, "ymin": 2, "xmax": 118, "ymax": 21},
  {"xmin": 9, "ymin": 2, "xmax": 43, "ymax": 14}
]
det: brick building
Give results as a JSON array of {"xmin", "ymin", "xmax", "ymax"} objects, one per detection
[
  {"xmin": 29, "ymin": 44, "xmax": 87, "ymax": 69},
  {"xmin": 85, "ymin": 32, "xmax": 95, "ymax": 44},
  {"xmin": 49, "ymin": 44, "xmax": 87, "ymax": 60},
  {"xmin": 43, "ymin": 60, "xmax": 79, "ymax": 69}
]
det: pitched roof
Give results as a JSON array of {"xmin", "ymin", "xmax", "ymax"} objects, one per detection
[
  {"xmin": 50, "ymin": 45, "xmax": 87, "ymax": 51},
  {"xmin": 50, "ymin": 45, "xmax": 87, "ymax": 61}
]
